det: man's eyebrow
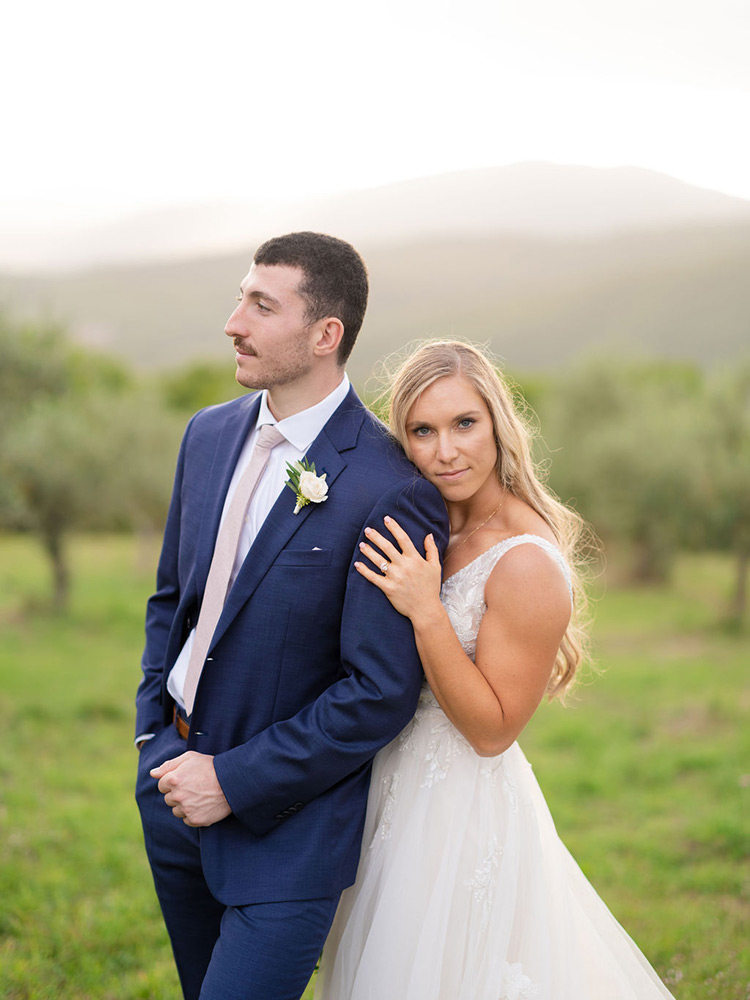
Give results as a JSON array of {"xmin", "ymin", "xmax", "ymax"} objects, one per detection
[{"xmin": 238, "ymin": 287, "xmax": 283, "ymax": 308}]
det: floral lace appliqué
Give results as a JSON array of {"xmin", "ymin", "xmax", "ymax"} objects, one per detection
[
  {"xmin": 499, "ymin": 960, "xmax": 541, "ymax": 1000},
  {"xmin": 420, "ymin": 715, "xmax": 469, "ymax": 788},
  {"xmin": 397, "ymin": 690, "xmax": 469, "ymax": 787},
  {"xmin": 397, "ymin": 704, "xmax": 424, "ymax": 755},
  {"xmin": 370, "ymin": 770, "xmax": 400, "ymax": 845},
  {"xmin": 465, "ymin": 835, "xmax": 503, "ymax": 928},
  {"xmin": 479, "ymin": 758, "xmax": 502, "ymax": 785}
]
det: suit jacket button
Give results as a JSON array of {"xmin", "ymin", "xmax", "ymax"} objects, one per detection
[{"xmin": 292, "ymin": 802, "xmax": 303, "ymax": 811}]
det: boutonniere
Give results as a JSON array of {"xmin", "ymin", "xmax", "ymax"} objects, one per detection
[{"xmin": 285, "ymin": 458, "xmax": 329, "ymax": 514}]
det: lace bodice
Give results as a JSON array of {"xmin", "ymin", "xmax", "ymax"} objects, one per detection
[{"xmin": 439, "ymin": 534, "xmax": 572, "ymax": 661}]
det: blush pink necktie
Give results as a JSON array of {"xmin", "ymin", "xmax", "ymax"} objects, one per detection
[{"xmin": 182, "ymin": 423, "xmax": 286, "ymax": 715}]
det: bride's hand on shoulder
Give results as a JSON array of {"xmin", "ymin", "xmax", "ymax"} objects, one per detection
[{"xmin": 355, "ymin": 515, "xmax": 442, "ymax": 622}]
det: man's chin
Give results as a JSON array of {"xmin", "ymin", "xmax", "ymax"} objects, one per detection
[{"xmin": 235, "ymin": 367, "xmax": 259, "ymax": 390}]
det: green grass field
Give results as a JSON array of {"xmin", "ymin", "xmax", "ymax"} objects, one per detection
[{"xmin": 0, "ymin": 535, "xmax": 747, "ymax": 999}]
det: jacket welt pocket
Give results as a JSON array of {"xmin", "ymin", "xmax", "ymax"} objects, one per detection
[{"xmin": 274, "ymin": 548, "xmax": 333, "ymax": 567}]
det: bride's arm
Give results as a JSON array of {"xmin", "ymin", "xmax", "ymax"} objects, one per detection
[{"xmin": 356, "ymin": 517, "xmax": 571, "ymax": 757}]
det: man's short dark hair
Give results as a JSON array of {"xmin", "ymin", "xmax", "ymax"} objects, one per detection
[{"xmin": 253, "ymin": 232, "xmax": 368, "ymax": 365}]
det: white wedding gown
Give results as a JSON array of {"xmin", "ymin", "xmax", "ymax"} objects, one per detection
[{"xmin": 315, "ymin": 535, "xmax": 676, "ymax": 1000}]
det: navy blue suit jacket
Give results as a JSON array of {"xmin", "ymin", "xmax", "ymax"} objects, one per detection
[{"xmin": 136, "ymin": 386, "xmax": 449, "ymax": 905}]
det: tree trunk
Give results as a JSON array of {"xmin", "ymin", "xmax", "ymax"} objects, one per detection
[
  {"xmin": 631, "ymin": 535, "xmax": 672, "ymax": 585},
  {"xmin": 43, "ymin": 528, "xmax": 70, "ymax": 612}
]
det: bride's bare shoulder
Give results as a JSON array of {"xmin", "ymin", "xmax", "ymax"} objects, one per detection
[
  {"xmin": 495, "ymin": 494, "xmax": 557, "ymax": 547},
  {"xmin": 484, "ymin": 536, "xmax": 571, "ymax": 625}
]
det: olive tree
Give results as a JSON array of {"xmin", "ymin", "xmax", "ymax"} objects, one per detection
[
  {"xmin": 0, "ymin": 316, "xmax": 181, "ymax": 610},
  {"xmin": 539, "ymin": 358, "xmax": 703, "ymax": 583}
]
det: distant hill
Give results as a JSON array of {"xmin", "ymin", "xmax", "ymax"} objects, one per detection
[
  {"xmin": 3, "ymin": 161, "xmax": 750, "ymax": 272},
  {"xmin": 286, "ymin": 162, "xmax": 750, "ymax": 241},
  {"xmin": 2, "ymin": 223, "xmax": 748, "ymax": 382},
  {"xmin": 1, "ymin": 163, "xmax": 749, "ymax": 380},
  {"xmin": 361, "ymin": 225, "xmax": 750, "ymax": 376}
]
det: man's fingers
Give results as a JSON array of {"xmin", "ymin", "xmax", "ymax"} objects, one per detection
[{"xmin": 150, "ymin": 753, "xmax": 188, "ymax": 779}]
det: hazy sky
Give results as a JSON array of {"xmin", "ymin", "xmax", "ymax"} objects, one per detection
[{"xmin": 3, "ymin": 0, "xmax": 749, "ymax": 233}]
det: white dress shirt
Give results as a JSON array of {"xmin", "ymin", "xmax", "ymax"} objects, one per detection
[{"xmin": 165, "ymin": 375, "xmax": 350, "ymax": 712}]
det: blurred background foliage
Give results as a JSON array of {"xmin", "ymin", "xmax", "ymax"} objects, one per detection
[{"xmin": 1, "ymin": 310, "xmax": 747, "ymax": 626}]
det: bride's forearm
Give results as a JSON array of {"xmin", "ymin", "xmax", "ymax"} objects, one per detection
[{"xmin": 410, "ymin": 605, "xmax": 509, "ymax": 757}]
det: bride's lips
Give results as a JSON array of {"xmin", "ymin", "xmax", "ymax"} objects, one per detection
[{"xmin": 437, "ymin": 468, "xmax": 468, "ymax": 483}]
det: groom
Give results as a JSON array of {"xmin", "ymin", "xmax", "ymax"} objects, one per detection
[{"xmin": 135, "ymin": 232, "xmax": 449, "ymax": 1000}]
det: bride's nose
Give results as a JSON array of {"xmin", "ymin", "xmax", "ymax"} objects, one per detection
[{"xmin": 436, "ymin": 432, "xmax": 459, "ymax": 463}]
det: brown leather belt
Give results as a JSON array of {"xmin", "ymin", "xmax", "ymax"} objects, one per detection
[{"xmin": 173, "ymin": 706, "xmax": 190, "ymax": 740}]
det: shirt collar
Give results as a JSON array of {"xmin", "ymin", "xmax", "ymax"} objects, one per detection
[{"xmin": 256, "ymin": 374, "xmax": 351, "ymax": 452}]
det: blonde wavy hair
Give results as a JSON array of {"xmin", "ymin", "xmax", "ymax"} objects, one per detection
[{"xmin": 385, "ymin": 340, "xmax": 593, "ymax": 700}]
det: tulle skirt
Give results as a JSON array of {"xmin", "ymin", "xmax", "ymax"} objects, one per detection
[{"xmin": 315, "ymin": 689, "xmax": 675, "ymax": 1000}]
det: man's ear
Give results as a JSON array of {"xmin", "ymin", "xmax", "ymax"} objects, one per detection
[{"xmin": 312, "ymin": 317, "xmax": 344, "ymax": 359}]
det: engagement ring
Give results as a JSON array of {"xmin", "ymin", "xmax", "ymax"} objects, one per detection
[{"xmin": 380, "ymin": 562, "xmax": 389, "ymax": 574}]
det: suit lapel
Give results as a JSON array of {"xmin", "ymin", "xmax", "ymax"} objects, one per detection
[
  {"xmin": 210, "ymin": 387, "xmax": 366, "ymax": 650},
  {"xmin": 193, "ymin": 394, "xmax": 261, "ymax": 598}
]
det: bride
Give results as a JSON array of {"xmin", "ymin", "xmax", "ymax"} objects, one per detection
[{"xmin": 315, "ymin": 341, "xmax": 676, "ymax": 999}]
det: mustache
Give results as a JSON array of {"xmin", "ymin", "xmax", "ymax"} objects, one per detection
[{"xmin": 233, "ymin": 339, "xmax": 257, "ymax": 355}]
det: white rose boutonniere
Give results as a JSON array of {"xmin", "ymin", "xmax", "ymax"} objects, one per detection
[{"xmin": 285, "ymin": 458, "xmax": 329, "ymax": 514}]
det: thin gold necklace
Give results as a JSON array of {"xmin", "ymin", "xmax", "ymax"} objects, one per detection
[{"xmin": 447, "ymin": 491, "xmax": 508, "ymax": 560}]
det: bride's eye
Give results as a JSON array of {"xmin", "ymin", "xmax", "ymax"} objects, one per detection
[
  {"xmin": 458, "ymin": 418, "xmax": 475, "ymax": 429},
  {"xmin": 413, "ymin": 427, "xmax": 431, "ymax": 437}
]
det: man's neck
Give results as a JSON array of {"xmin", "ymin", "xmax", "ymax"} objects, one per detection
[{"xmin": 265, "ymin": 369, "xmax": 347, "ymax": 422}]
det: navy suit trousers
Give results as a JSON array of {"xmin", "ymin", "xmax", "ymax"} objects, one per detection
[{"xmin": 136, "ymin": 725, "xmax": 339, "ymax": 1000}]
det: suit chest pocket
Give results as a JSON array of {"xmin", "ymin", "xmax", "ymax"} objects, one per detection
[{"xmin": 273, "ymin": 548, "xmax": 333, "ymax": 568}]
